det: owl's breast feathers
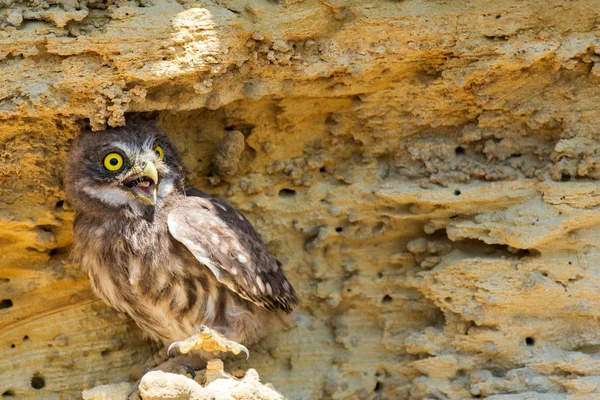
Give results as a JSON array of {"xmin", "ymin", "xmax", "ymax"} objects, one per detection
[{"xmin": 72, "ymin": 188, "xmax": 297, "ymax": 344}]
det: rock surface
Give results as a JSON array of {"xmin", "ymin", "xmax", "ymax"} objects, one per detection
[
  {"xmin": 2, "ymin": 0, "xmax": 600, "ymax": 399},
  {"xmin": 82, "ymin": 359, "xmax": 284, "ymax": 400}
]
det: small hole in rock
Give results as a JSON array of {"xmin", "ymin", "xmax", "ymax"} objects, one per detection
[
  {"xmin": 495, "ymin": 14, "xmax": 501, "ymax": 18},
  {"xmin": 31, "ymin": 374, "xmax": 45, "ymax": 390},
  {"xmin": 224, "ymin": 126, "xmax": 235, "ymax": 131},
  {"xmin": 23, "ymin": 336, "xmax": 29, "ymax": 341},
  {"xmin": 377, "ymin": 272, "xmax": 383, "ymax": 278},
  {"xmin": 525, "ymin": 337, "xmax": 535, "ymax": 346},
  {"xmin": 568, "ymin": 261, "xmax": 572, "ymax": 265},
  {"xmin": 319, "ymin": 167, "xmax": 326, "ymax": 173},
  {"xmin": 2, "ymin": 390, "xmax": 15, "ymax": 397},
  {"xmin": 10, "ymin": 344, "xmax": 15, "ymax": 349},
  {"xmin": 374, "ymin": 381, "xmax": 383, "ymax": 392},
  {"xmin": 335, "ymin": 227, "xmax": 343, "ymax": 233},
  {"xmin": 561, "ymin": 174, "xmax": 571, "ymax": 182},
  {"xmin": 455, "ymin": 146, "xmax": 465, "ymax": 155},
  {"xmin": 55, "ymin": 200, "xmax": 64, "ymax": 208},
  {"xmin": 0, "ymin": 278, "xmax": 9, "ymax": 284},
  {"xmin": 278, "ymin": 189, "xmax": 296, "ymax": 198},
  {"xmin": 101, "ymin": 349, "xmax": 110, "ymax": 358},
  {"xmin": 382, "ymin": 295, "xmax": 392, "ymax": 304},
  {"xmin": 0, "ymin": 299, "xmax": 13, "ymax": 309},
  {"xmin": 454, "ymin": 190, "xmax": 461, "ymax": 196}
]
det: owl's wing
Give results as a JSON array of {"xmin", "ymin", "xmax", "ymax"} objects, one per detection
[{"xmin": 167, "ymin": 187, "xmax": 298, "ymax": 313}]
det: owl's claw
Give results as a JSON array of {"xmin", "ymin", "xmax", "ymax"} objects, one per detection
[{"xmin": 167, "ymin": 325, "xmax": 250, "ymax": 360}]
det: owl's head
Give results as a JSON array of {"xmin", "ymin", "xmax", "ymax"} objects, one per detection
[{"xmin": 65, "ymin": 121, "xmax": 185, "ymax": 216}]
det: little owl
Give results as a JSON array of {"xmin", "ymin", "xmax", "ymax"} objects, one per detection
[{"xmin": 64, "ymin": 120, "xmax": 297, "ymax": 373}]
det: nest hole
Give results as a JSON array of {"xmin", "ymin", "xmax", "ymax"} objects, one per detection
[
  {"xmin": 525, "ymin": 337, "xmax": 535, "ymax": 346},
  {"xmin": 454, "ymin": 190, "xmax": 461, "ymax": 196},
  {"xmin": 382, "ymin": 295, "xmax": 392, "ymax": 304},
  {"xmin": 2, "ymin": 390, "xmax": 15, "ymax": 397}
]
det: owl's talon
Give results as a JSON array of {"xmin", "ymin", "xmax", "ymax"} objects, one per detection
[
  {"xmin": 167, "ymin": 341, "xmax": 182, "ymax": 356},
  {"xmin": 167, "ymin": 325, "xmax": 250, "ymax": 359},
  {"xmin": 238, "ymin": 344, "xmax": 250, "ymax": 360}
]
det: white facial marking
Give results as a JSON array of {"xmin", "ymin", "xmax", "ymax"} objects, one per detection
[
  {"xmin": 158, "ymin": 178, "xmax": 175, "ymax": 200},
  {"xmin": 83, "ymin": 185, "xmax": 131, "ymax": 206},
  {"xmin": 266, "ymin": 282, "xmax": 273, "ymax": 295},
  {"xmin": 237, "ymin": 253, "xmax": 247, "ymax": 263}
]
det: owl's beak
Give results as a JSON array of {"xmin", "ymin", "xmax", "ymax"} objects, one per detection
[{"xmin": 121, "ymin": 161, "xmax": 159, "ymax": 206}]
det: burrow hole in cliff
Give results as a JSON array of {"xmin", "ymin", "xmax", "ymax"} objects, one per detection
[
  {"xmin": 278, "ymin": 188, "xmax": 296, "ymax": 199},
  {"xmin": 525, "ymin": 337, "xmax": 535, "ymax": 346},
  {"xmin": 2, "ymin": 390, "xmax": 15, "ymax": 397},
  {"xmin": 0, "ymin": 299, "xmax": 13, "ymax": 309},
  {"xmin": 30, "ymin": 373, "xmax": 45, "ymax": 390}
]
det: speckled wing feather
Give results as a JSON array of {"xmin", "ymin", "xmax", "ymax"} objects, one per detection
[{"xmin": 167, "ymin": 187, "xmax": 298, "ymax": 313}]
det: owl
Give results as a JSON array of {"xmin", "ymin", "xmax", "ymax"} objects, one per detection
[{"xmin": 64, "ymin": 120, "xmax": 297, "ymax": 369}]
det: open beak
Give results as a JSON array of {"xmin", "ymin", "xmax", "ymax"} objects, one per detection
[{"xmin": 121, "ymin": 161, "xmax": 159, "ymax": 206}]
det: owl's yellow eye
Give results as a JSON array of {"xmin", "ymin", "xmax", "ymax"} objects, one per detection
[
  {"xmin": 155, "ymin": 145, "xmax": 165, "ymax": 160},
  {"xmin": 103, "ymin": 153, "xmax": 124, "ymax": 171}
]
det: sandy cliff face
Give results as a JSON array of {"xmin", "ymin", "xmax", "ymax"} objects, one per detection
[{"xmin": 1, "ymin": 0, "xmax": 600, "ymax": 398}]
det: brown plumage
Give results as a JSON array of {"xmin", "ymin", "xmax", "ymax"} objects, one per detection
[{"xmin": 64, "ymin": 120, "xmax": 297, "ymax": 355}]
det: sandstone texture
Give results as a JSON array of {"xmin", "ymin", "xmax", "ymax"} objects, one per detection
[{"xmin": 1, "ymin": 0, "xmax": 600, "ymax": 399}]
